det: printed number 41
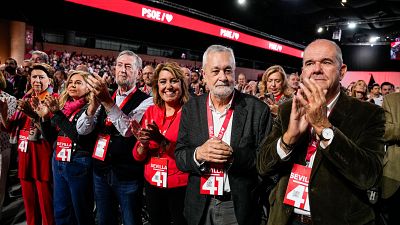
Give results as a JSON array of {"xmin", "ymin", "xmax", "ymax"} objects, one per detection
[
  {"xmin": 151, "ymin": 171, "xmax": 167, "ymax": 187},
  {"xmin": 286, "ymin": 184, "xmax": 309, "ymax": 210},
  {"xmin": 202, "ymin": 176, "xmax": 223, "ymax": 195}
]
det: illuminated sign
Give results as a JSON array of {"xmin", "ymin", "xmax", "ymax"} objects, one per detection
[{"xmin": 66, "ymin": 0, "xmax": 303, "ymax": 58}]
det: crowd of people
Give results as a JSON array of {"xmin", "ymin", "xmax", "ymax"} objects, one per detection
[{"xmin": 0, "ymin": 39, "xmax": 399, "ymax": 225}]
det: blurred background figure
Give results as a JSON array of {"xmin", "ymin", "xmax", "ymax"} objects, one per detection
[
  {"xmin": 0, "ymin": 70, "xmax": 17, "ymax": 221},
  {"xmin": 287, "ymin": 72, "xmax": 300, "ymax": 93},
  {"xmin": 243, "ymin": 80, "xmax": 259, "ymax": 96},
  {"xmin": 234, "ymin": 73, "xmax": 247, "ymax": 92},
  {"xmin": 259, "ymin": 65, "xmax": 293, "ymax": 116},
  {"xmin": 30, "ymin": 50, "xmax": 49, "ymax": 64},
  {"xmin": 140, "ymin": 65, "xmax": 155, "ymax": 96},
  {"xmin": 381, "ymin": 82, "xmax": 395, "ymax": 96},
  {"xmin": 351, "ymin": 79, "xmax": 369, "ymax": 101}
]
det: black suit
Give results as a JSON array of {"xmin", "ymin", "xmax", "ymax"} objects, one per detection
[{"xmin": 175, "ymin": 90, "xmax": 272, "ymax": 225}]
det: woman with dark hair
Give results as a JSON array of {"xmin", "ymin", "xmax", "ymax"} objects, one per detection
[
  {"xmin": 35, "ymin": 70, "xmax": 96, "ymax": 225},
  {"xmin": 5, "ymin": 63, "xmax": 56, "ymax": 225},
  {"xmin": 132, "ymin": 62, "xmax": 189, "ymax": 225}
]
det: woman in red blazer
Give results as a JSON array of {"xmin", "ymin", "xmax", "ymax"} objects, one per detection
[
  {"xmin": 132, "ymin": 62, "xmax": 190, "ymax": 225},
  {"xmin": 7, "ymin": 63, "xmax": 56, "ymax": 225}
]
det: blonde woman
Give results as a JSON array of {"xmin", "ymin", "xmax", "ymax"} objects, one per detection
[
  {"xmin": 259, "ymin": 65, "xmax": 293, "ymax": 116},
  {"xmin": 36, "ymin": 70, "xmax": 96, "ymax": 225}
]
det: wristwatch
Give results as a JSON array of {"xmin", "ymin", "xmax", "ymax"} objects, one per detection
[{"xmin": 320, "ymin": 127, "xmax": 334, "ymax": 141}]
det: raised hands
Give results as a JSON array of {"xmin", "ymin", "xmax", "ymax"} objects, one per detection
[
  {"xmin": 17, "ymin": 99, "xmax": 38, "ymax": 119},
  {"xmin": 133, "ymin": 120, "xmax": 166, "ymax": 148},
  {"xmin": 86, "ymin": 73, "xmax": 113, "ymax": 108},
  {"xmin": 296, "ymin": 77, "xmax": 331, "ymax": 133}
]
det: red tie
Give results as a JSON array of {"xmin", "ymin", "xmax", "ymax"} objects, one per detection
[{"xmin": 306, "ymin": 128, "xmax": 318, "ymax": 162}]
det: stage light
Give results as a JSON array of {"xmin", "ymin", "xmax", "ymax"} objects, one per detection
[
  {"xmin": 348, "ymin": 22, "xmax": 356, "ymax": 29},
  {"xmin": 369, "ymin": 36, "xmax": 380, "ymax": 43},
  {"xmin": 317, "ymin": 27, "xmax": 324, "ymax": 33},
  {"xmin": 238, "ymin": 0, "xmax": 246, "ymax": 5}
]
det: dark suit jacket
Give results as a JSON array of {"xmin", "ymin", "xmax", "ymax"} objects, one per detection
[
  {"xmin": 257, "ymin": 91, "xmax": 385, "ymax": 225},
  {"xmin": 175, "ymin": 90, "xmax": 272, "ymax": 225},
  {"xmin": 382, "ymin": 92, "xmax": 400, "ymax": 199}
]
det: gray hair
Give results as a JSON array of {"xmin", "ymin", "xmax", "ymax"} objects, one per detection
[
  {"xmin": 202, "ymin": 45, "xmax": 236, "ymax": 69},
  {"xmin": 31, "ymin": 50, "xmax": 49, "ymax": 64},
  {"xmin": 117, "ymin": 50, "xmax": 142, "ymax": 71},
  {"xmin": 303, "ymin": 39, "xmax": 343, "ymax": 67}
]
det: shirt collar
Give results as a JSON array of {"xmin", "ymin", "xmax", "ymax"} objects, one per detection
[
  {"xmin": 117, "ymin": 85, "xmax": 136, "ymax": 97},
  {"xmin": 327, "ymin": 91, "xmax": 340, "ymax": 114},
  {"xmin": 208, "ymin": 91, "xmax": 235, "ymax": 112}
]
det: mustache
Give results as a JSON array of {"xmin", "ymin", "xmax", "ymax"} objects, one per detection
[{"xmin": 215, "ymin": 81, "xmax": 230, "ymax": 86}]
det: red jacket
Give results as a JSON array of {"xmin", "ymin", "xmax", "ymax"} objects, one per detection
[{"xmin": 133, "ymin": 105, "xmax": 188, "ymax": 188}]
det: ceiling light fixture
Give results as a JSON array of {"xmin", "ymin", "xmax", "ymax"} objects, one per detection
[
  {"xmin": 369, "ymin": 36, "xmax": 380, "ymax": 43},
  {"xmin": 348, "ymin": 22, "xmax": 356, "ymax": 29},
  {"xmin": 238, "ymin": 0, "xmax": 246, "ymax": 5},
  {"xmin": 342, "ymin": 0, "xmax": 347, "ymax": 3},
  {"xmin": 317, "ymin": 27, "xmax": 324, "ymax": 33}
]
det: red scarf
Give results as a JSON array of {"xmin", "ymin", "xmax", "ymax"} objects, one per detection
[{"xmin": 62, "ymin": 97, "xmax": 87, "ymax": 118}]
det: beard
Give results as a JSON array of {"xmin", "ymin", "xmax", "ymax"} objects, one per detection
[{"xmin": 210, "ymin": 82, "xmax": 234, "ymax": 99}]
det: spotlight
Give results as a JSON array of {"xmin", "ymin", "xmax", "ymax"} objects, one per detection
[
  {"xmin": 238, "ymin": 0, "xmax": 246, "ymax": 5},
  {"xmin": 348, "ymin": 22, "xmax": 356, "ymax": 29},
  {"xmin": 369, "ymin": 36, "xmax": 380, "ymax": 43},
  {"xmin": 317, "ymin": 27, "xmax": 324, "ymax": 33}
]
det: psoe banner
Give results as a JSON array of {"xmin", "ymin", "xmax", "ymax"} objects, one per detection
[{"xmin": 66, "ymin": 0, "xmax": 303, "ymax": 58}]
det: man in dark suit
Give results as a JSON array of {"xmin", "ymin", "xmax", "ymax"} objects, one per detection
[
  {"xmin": 257, "ymin": 39, "xmax": 385, "ymax": 225},
  {"xmin": 175, "ymin": 45, "xmax": 272, "ymax": 225}
]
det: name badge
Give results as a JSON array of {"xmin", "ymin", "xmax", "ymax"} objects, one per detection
[
  {"xmin": 283, "ymin": 164, "xmax": 311, "ymax": 211},
  {"xmin": 149, "ymin": 157, "xmax": 168, "ymax": 188},
  {"xmin": 56, "ymin": 136, "xmax": 72, "ymax": 162},
  {"xmin": 18, "ymin": 130, "xmax": 29, "ymax": 153},
  {"xmin": 92, "ymin": 134, "xmax": 110, "ymax": 161},
  {"xmin": 200, "ymin": 164, "xmax": 224, "ymax": 196}
]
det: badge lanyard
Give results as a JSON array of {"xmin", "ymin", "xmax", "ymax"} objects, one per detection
[
  {"xmin": 206, "ymin": 96, "xmax": 233, "ymax": 140},
  {"xmin": 105, "ymin": 87, "xmax": 137, "ymax": 126},
  {"xmin": 200, "ymin": 96, "xmax": 233, "ymax": 196}
]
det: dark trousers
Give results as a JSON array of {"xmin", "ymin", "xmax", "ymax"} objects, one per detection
[
  {"xmin": 94, "ymin": 169, "xmax": 143, "ymax": 225},
  {"xmin": 203, "ymin": 197, "xmax": 238, "ymax": 225},
  {"xmin": 145, "ymin": 181, "xmax": 187, "ymax": 225},
  {"xmin": 380, "ymin": 188, "xmax": 400, "ymax": 225}
]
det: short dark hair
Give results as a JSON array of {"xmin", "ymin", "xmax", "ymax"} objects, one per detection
[{"xmin": 381, "ymin": 82, "xmax": 394, "ymax": 89}]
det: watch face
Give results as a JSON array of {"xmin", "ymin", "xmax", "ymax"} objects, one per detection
[{"xmin": 322, "ymin": 128, "xmax": 334, "ymax": 140}]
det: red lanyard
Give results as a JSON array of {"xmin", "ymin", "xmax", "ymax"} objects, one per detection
[
  {"xmin": 111, "ymin": 87, "xmax": 137, "ymax": 110},
  {"xmin": 160, "ymin": 107, "xmax": 181, "ymax": 135},
  {"xmin": 206, "ymin": 96, "xmax": 233, "ymax": 140}
]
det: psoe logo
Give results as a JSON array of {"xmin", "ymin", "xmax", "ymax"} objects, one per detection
[
  {"xmin": 220, "ymin": 29, "xmax": 239, "ymax": 40},
  {"xmin": 268, "ymin": 42, "xmax": 283, "ymax": 52},
  {"xmin": 142, "ymin": 7, "xmax": 173, "ymax": 23}
]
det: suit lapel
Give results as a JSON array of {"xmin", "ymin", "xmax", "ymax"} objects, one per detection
[
  {"xmin": 230, "ymin": 92, "xmax": 248, "ymax": 148},
  {"xmin": 310, "ymin": 91, "xmax": 351, "ymax": 179},
  {"xmin": 199, "ymin": 94, "xmax": 210, "ymax": 142}
]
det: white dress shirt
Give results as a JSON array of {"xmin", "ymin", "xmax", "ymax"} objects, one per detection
[{"xmin": 76, "ymin": 87, "xmax": 153, "ymax": 137}]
